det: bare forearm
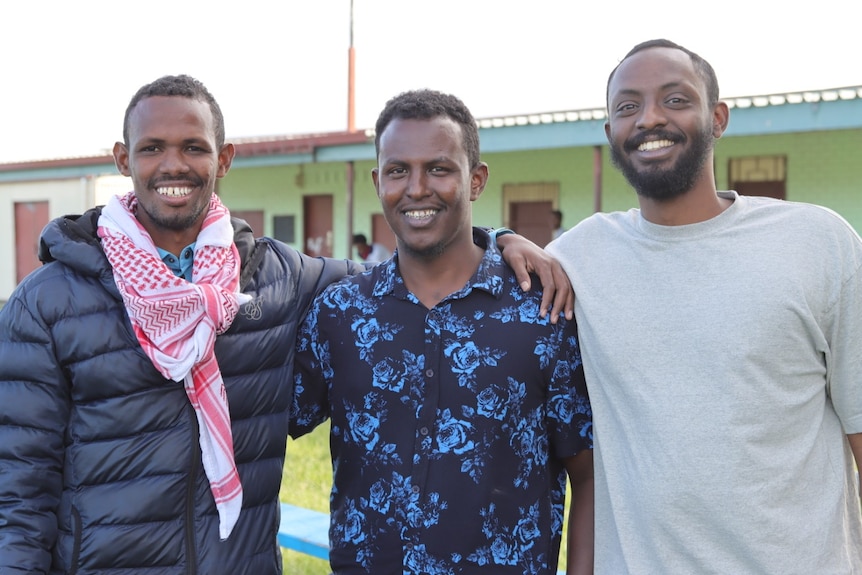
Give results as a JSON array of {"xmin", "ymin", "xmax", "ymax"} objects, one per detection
[{"xmin": 565, "ymin": 450, "xmax": 594, "ymax": 575}]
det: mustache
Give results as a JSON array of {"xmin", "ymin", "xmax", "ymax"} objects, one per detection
[
  {"xmin": 148, "ymin": 176, "xmax": 203, "ymax": 188},
  {"xmin": 624, "ymin": 130, "xmax": 682, "ymax": 152}
]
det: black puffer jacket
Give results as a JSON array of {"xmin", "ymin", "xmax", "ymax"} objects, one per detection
[{"xmin": 0, "ymin": 207, "xmax": 363, "ymax": 574}]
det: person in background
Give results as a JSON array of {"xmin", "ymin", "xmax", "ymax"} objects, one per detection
[
  {"xmin": 352, "ymin": 232, "xmax": 392, "ymax": 263},
  {"xmin": 547, "ymin": 38, "xmax": 862, "ymax": 574},
  {"xmin": 291, "ymin": 89, "xmax": 594, "ymax": 575},
  {"xmin": 551, "ymin": 209, "xmax": 565, "ymax": 239},
  {"xmin": 0, "ymin": 75, "xmax": 574, "ymax": 574}
]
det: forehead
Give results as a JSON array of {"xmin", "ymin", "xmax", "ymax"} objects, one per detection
[
  {"xmin": 127, "ymin": 96, "xmax": 215, "ymax": 141},
  {"xmin": 378, "ymin": 116, "xmax": 466, "ymax": 162},
  {"xmin": 609, "ymin": 47, "xmax": 703, "ymax": 101}
]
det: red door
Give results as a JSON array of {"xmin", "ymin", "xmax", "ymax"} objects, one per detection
[
  {"xmin": 15, "ymin": 201, "xmax": 49, "ymax": 283},
  {"xmin": 303, "ymin": 195, "xmax": 333, "ymax": 257},
  {"xmin": 509, "ymin": 200, "xmax": 554, "ymax": 247},
  {"xmin": 231, "ymin": 210, "xmax": 264, "ymax": 238}
]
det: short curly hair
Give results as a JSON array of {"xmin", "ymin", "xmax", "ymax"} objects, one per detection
[
  {"xmin": 122, "ymin": 74, "xmax": 225, "ymax": 148},
  {"xmin": 374, "ymin": 89, "xmax": 481, "ymax": 168}
]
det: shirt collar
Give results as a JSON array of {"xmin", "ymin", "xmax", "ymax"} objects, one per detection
[
  {"xmin": 372, "ymin": 227, "xmax": 505, "ymax": 302},
  {"xmin": 157, "ymin": 243, "xmax": 196, "ymax": 281}
]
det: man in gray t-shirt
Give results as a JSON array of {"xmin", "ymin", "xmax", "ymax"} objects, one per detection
[{"xmin": 548, "ymin": 38, "xmax": 862, "ymax": 574}]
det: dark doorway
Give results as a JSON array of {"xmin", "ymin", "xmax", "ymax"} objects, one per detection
[
  {"xmin": 510, "ymin": 200, "xmax": 554, "ymax": 247},
  {"xmin": 303, "ymin": 195, "xmax": 334, "ymax": 257}
]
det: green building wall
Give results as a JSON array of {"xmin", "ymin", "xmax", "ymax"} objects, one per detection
[
  {"xmin": 218, "ymin": 127, "xmax": 862, "ymax": 260},
  {"xmin": 714, "ymin": 129, "xmax": 862, "ymax": 229},
  {"xmin": 222, "ymin": 160, "xmax": 378, "ymax": 258}
]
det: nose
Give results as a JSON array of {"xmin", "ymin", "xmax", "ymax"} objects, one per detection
[
  {"xmin": 159, "ymin": 147, "xmax": 190, "ymax": 175},
  {"xmin": 405, "ymin": 170, "xmax": 430, "ymax": 199},
  {"xmin": 635, "ymin": 100, "xmax": 667, "ymax": 131}
]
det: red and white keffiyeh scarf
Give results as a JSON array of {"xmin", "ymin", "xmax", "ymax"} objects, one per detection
[{"xmin": 97, "ymin": 191, "xmax": 251, "ymax": 540}]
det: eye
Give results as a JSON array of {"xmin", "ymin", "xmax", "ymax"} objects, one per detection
[
  {"xmin": 665, "ymin": 94, "xmax": 690, "ymax": 107},
  {"xmin": 614, "ymin": 102, "xmax": 638, "ymax": 116},
  {"xmin": 387, "ymin": 166, "xmax": 407, "ymax": 178},
  {"xmin": 139, "ymin": 145, "xmax": 160, "ymax": 153},
  {"xmin": 429, "ymin": 166, "xmax": 450, "ymax": 175}
]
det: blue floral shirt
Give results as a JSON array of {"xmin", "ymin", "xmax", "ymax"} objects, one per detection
[{"xmin": 291, "ymin": 229, "xmax": 593, "ymax": 575}]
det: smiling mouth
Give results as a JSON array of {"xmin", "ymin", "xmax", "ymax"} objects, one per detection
[
  {"xmin": 405, "ymin": 209, "xmax": 438, "ymax": 219},
  {"xmin": 637, "ymin": 139, "xmax": 675, "ymax": 152},
  {"xmin": 156, "ymin": 186, "xmax": 194, "ymax": 198}
]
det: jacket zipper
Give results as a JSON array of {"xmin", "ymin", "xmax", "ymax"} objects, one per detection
[{"xmin": 185, "ymin": 402, "xmax": 201, "ymax": 575}]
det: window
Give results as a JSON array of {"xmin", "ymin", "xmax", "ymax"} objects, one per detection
[{"xmin": 728, "ymin": 156, "xmax": 786, "ymax": 200}]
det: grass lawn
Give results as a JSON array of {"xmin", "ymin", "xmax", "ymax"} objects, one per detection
[
  {"xmin": 279, "ymin": 422, "xmax": 572, "ymax": 574},
  {"xmin": 279, "ymin": 424, "xmax": 332, "ymax": 575}
]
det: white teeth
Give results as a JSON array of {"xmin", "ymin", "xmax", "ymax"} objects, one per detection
[
  {"xmin": 406, "ymin": 209, "xmax": 436, "ymax": 219},
  {"xmin": 638, "ymin": 140, "xmax": 674, "ymax": 152},
  {"xmin": 156, "ymin": 186, "xmax": 193, "ymax": 197}
]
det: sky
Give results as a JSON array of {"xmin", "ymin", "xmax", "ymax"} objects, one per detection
[{"xmin": 3, "ymin": 0, "xmax": 859, "ymax": 164}]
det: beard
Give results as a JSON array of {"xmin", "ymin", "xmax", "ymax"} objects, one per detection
[
  {"xmin": 145, "ymin": 203, "xmax": 209, "ymax": 232},
  {"xmin": 610, "ymin": 123, "xmax": 714, "ymax": 201},
  {"xmin": 137, "ymin": 175, "xmax": 210, "ymax": 232},
  {"xmin": 396, "ymin": 239, "xmax": 446, "ymax": 260}
]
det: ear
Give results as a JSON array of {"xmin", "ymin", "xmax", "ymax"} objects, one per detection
[
  {"xmin": 216, "ymin": 143, "xmax": 235, "ymax": 178},
  {"xmin": 371, "ymin": 168, "xmax": 381, "ymax": 197},
  {"xmin": 604, "ymin": 121, "xmax": 613, "ymax": 143},
  {"xmin": 712, "ymin": 101, "xmax": 730, "ymax": 138},
  {"xmin": 470, "ymin": 162, "xmax": 489, "ymax": 201},
  {"xmin": 113, "ymin": 141, "xmax": 130, "ymax": 177}
]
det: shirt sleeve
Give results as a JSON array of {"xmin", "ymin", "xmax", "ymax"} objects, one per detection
[
  {"xmin": 827, "ymin": 252, "xmax": 862, "ymax": 434},
  {"xmin": 290, "ymin": 289, "xmax": 334, "ymax": 439},
  {"xmin": 547, "ymin": 317, "xmax": 593, "ymax": 458}
]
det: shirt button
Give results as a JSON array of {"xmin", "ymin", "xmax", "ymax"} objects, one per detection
[
  {"xmin": 411, "ymin": 485, "xmax": 420, "ymax": 494},
  {"xmin": 183, "ymin": 248, "xmax": 192, "ymax": 258},
  {"xmin": 167, "ymin": 257, "xmax": 176, "ymax": 263},
  {"xmin": 419, "ymin": 426, "xmax": 429, "ymax": 436},
  {"xmin": 425, "ymin": 369, "xmax": 434, "ymax": 378}
]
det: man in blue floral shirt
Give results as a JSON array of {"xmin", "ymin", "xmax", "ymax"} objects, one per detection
[{"xmin": 291, "ymin": 89, "xmax": 594, "ymax": 575}]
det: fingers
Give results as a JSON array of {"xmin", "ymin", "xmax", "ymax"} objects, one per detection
[
  {"xmin": 515, "ymin": 260, "xmax": 532, "ymax": 292},
  {"xmin": 535, "ymin": 262, "xmax": 556, "ymax": 320},
  {"xmin": 495, "ymin": 232, "xmax": 574, "ymax": 322},
  {"xmin": 510, "ymin": 253, "xmax": 533, "ymax": 293},
  {"xmin": 537, "ymin": 255, "xmax": 574, "ymax": 324},
  {"xmin": 553, "ymin": 263, "xmax": 575, "ymax": 323}
]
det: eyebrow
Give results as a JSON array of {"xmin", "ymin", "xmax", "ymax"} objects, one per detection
[
  {"xmin": 136, "ymin": 136, "xmax": 209, "ymax": 146},
  {"xmin": 611, "ymin": 81, "xmax": 694, "ymax": 105},
  {"xmin": 615, "ymin": 81, "xmax": 691, "ymax": 96},
  {"xmin": 382, "ymin": 155, "xmax": 454, "ymax": 166}
]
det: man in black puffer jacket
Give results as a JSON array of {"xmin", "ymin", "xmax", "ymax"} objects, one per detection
[
  {"xmin": 0, "ymin": 74, "xmax": 369, "ymax": 575},
  {"xmin": 0, "ymin": 75, "xmax": 571, "ymax": 574}
]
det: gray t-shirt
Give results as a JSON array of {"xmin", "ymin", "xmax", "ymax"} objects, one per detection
[{"xmin": 548, "ymin": 191, "xmax": 862, "ymax": 574}]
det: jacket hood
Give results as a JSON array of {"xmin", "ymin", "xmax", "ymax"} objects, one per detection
[{"xmin": 39, "ymin": 207, "xmax": 117, "ymax": 297}]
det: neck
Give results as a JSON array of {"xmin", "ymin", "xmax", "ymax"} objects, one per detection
[
  {"xmin": 145, "ymin": 226, "xmax": 201, "ymax": 257},
  {"xmin": 134, "ymin": 209, "xmax": 203, "ymax": 257},
  {"xmin": 397, "ymin": 236, "xmax": 484, "ymax": 309},
  {"xmin": 638, "ymin": 173, "xmax": 730, "ymax": 226}
]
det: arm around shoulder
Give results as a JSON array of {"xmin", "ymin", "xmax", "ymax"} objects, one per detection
[
  {"xmin": 492, "ymin": 229, "xmax": 574, "ymax": 323},
  {"xmin": 270, "ymin": 240, "xmax": 367, "ymax": 313}
]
